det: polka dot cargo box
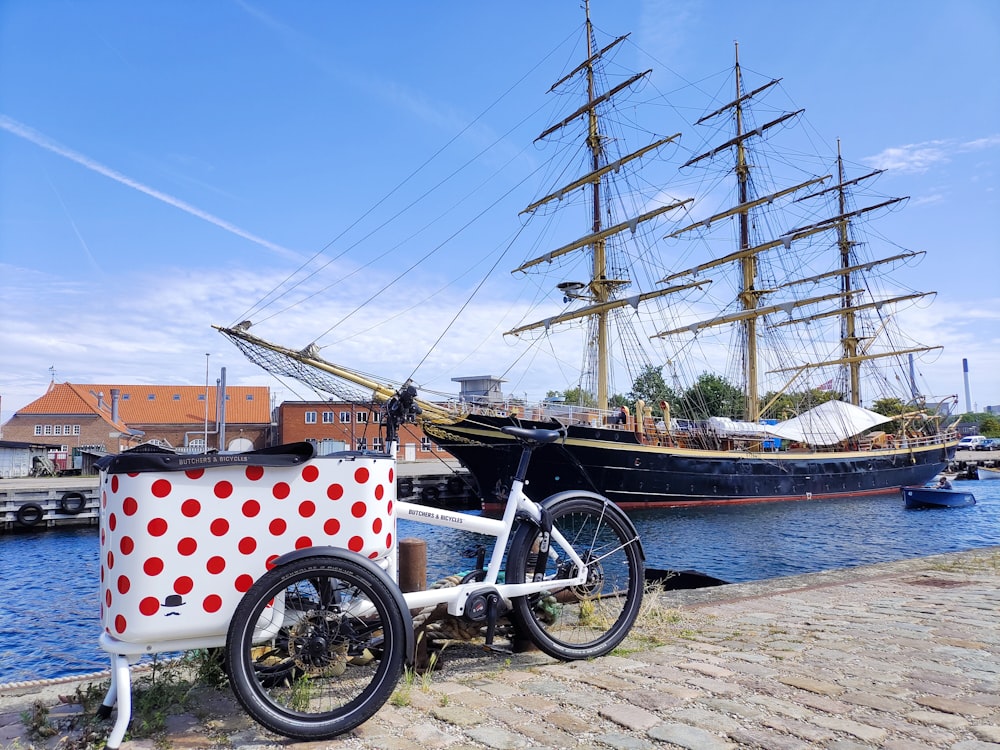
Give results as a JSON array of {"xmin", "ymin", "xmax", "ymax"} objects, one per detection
[{"xmin": 98, "ymin": 442, "xmax": 396, "ymax": 649}]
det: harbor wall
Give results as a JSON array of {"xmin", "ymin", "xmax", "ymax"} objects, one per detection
[{"xmin": 1, "ymin": 477, "xmax": 100, "ymax": 533}]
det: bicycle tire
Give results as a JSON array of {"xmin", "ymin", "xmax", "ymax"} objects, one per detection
[
  {"xmin": 507, "ymin": 494, "xmax": 644, "ymax": 660},
  {"xmin": 225, "ymin": 555, "xmax": 407, "ymax": 740}
]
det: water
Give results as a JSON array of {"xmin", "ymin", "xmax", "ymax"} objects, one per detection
[{"xmin": 2, "ymin": 482, "xmax": 998, "ymax": 685}]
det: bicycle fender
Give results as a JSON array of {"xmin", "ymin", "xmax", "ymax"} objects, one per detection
[
  {"xmin": 535, "ymin": 491, "xmax": 646, "ymax": 560},
  {"xmin": 267, "ymin": 546, "xmax": 416, "ymax": 666}
]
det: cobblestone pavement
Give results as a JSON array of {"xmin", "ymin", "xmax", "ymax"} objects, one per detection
[{"xmin": 2, "ymin": 547, "xmax": 999, "ymax": 749}]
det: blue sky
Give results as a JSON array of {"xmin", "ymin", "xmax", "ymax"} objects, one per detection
[{"xmin": 1, "ymin": 0, "xmax": 998, "ymax": 426}]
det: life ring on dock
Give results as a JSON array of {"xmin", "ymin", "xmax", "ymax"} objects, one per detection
[
  {"xmin": 15, "ymin": 503, "xmax": 44, "ymax": 527},
  {"xmin": 59, "ymin": 491, "xmax": 87, "ymax": 515}
]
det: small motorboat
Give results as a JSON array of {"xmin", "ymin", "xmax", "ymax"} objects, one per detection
[
  {"xmin": 902, "ymin": 486, "xmax": 976, "ymax": 509},
  {"xmin": 977, "ymin": 466, "xmax": 1000, "ymax": 481}
]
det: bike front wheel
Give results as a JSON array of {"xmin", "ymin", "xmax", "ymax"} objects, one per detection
[
  {"xmin": 225, "ymin": 555, "xmax": 407, "ymax": 740},
  {"xmin": 507, "ymin": 494, "xmax": 644, "ymax": 660}
]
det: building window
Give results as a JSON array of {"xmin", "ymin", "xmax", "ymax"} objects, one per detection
[
  {"xmin": 421, "ymin": 437, "xmax": 432, "ymax": 452},
  {"xmin": 372, "ymin": 412, "xmax": 381, "ymax": 423},
  {"xmin": 44, "ymin": 425, "xmax": 53, "ymax": 435},
  {"xmin": 372, "ymin": 437, "xmax": 383, "ymax": 452},
  {"xmin": 198, "ymin": 394, "xmax": 205, "ymax": 400},
  {"xmin": 322, "ymin": 411, "xmax": 334, "ymax": 424},
  {"xmin": 339, "ymin": 411, "xmax": 352, "ymax": 423},
  {"xmin": 122, "ymin": 393, "xmax": 130, "ymax": 400},
  {"xmin": 173, "ymin": 394, "xmax": 181, "ymax": 400},
  {"xmin": 147, "ymin": 394, "xmax": 155, "ymax": 400},
  {"xmin": 355, "ymin": 437, "xmax": 367, "ymax": 451},
  {"xmin": 356, "ymin": 412, "xmax": 369, "ymax": 424},
  {"xmin": 188, "ymin": 437, "xmax": 206, "ymax": 451},
  {"xmin": 64, "ymin": 425, "xmax": 72, "ymax": 435},
  {"xmin": 246, "ymin": 394, "xmax": 254, "ymax": 401},
  {"xmin": 73, "ymin": 425, "xmax": 81, "ymax": 435},
  {"xmin": 54, "ymin": 425, "xmax": 63, "ymax": 435},
  {"xmin": 306, "ymin": 438, "xmax": 318, "ymax": 449},
  {"xmin": 305, "ymin": 411, "xmax": 317, "ymax": 424},
  {"xmin": 34, "ymin": 425, "xmax": 43, "ymax": 436}
]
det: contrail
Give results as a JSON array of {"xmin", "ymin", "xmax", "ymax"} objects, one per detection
[{"xmin": 0, "ymin": 115, "xmax": 302, "ymax": 261}]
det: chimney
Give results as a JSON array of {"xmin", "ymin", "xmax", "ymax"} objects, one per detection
[
  {"xmin": 963, "ymin": 358, "xmax": 972, "ymax": 413},
  {"xmin": 111, "ymin": 388, "xmax": 120, "ymax": 425},
  {"xmin": 97, "ymin": 391, "xmax": 105, "ymax": 410}
]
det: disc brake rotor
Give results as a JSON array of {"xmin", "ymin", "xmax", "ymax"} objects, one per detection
[{"xmin": 286, "ymin": 610, "xmax": 349, "ymax": 676}]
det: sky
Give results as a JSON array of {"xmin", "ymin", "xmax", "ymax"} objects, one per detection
[{"xmin": 1, "ymin": 0, "xmax": 998, "ymax": 427}]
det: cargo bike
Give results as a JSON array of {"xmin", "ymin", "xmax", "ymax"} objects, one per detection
[{"xmin": 96, "ymin": 385, "xmax": 644, "ymax": 747}]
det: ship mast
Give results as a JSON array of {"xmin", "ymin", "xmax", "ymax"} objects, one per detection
[
  {"xmin": 733, "ymin": 44, "xmax": 762, "ymax": 421},
  {"xmin": 583, "ymin": 0, "xmax": 612, "ymax": 411},
  {"xmin": 835, "ymin": 140, "xmax": 861, "ymax": 405},
  {"xmin": 506, "ymin": 0, "xmax": 687, "ymax": 412}
]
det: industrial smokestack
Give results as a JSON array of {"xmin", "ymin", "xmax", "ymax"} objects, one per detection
[{"xmin": 963, "ymin": 358, "xmax": 972, "ymax": 413}]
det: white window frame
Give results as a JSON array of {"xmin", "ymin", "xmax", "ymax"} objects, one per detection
[
  {"xmin": 322, "ymin": 411, "xmax": 334, "ymax": 424},
  {"xmin": 339, "ymin": 411, "xmax": 352, "ymax": 423},
  {"xmin": 305, "ymin": 411, "xmax": 317, "ymax": 424}
]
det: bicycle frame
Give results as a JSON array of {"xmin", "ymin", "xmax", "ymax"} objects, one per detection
[
  {"xmin": 391, "ymin": 480, "xmax": 591, "ymax": 616},
  {"xmin": 380, "ymin": 393, "xmax": 592, "ymax": 617}
]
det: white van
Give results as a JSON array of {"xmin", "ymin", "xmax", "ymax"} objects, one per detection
[{"xmin": 957, "ymin": 435, "xmax": 987, "ymax": 450}]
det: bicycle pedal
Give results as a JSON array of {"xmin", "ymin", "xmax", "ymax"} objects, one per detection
[{"xmin": 483, "ymin": 643, "xmax": 512, "ymax": 656}]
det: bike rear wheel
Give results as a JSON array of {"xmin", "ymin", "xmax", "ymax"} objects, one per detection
[
  {"xmin": 507, "ymin": 494, "xmax": 644, "ymax": 660},
  {"xmin": 225, "ymin": 555, "xmax": 407, "ymax": 740}
]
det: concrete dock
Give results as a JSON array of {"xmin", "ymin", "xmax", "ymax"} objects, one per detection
[{"xmin": 2, "ymin": 547, "xmax": 998, "ymax": 749}]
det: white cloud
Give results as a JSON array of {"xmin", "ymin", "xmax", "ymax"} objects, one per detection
[{"xmin": 864, "ymin": 134, "xmax": 1000, "ymax": 174}]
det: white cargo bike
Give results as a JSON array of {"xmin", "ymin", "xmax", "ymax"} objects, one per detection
[{"xmin": 96, "ymin": 384, "xmax": 645, "ymax": 747}]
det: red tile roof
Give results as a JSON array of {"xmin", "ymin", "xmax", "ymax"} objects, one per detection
[{"xmin": 16, "ymin": 382, "xmax": 271, "ymax": 427}]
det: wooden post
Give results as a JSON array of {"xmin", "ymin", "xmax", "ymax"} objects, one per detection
[{"xmin": 398, "ymin": 537, "xmax": 427, "ymax": 593}]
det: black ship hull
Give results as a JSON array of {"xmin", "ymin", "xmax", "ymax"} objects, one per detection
[{"xmin": 425, "ymin": 415, "xmax": 955, "ymax": 511}]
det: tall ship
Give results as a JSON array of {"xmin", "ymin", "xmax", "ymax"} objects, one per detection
[{"xmin": 219, "ymin": 3, "xmax": 957, "ymax": 509}]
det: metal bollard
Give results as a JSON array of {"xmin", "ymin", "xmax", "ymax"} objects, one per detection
[{"xmin": 398, "ymin": 537, "xmax": 427, "ymax": 593}]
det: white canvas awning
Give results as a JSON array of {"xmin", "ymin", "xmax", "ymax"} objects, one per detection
[
  {"xmin": 766, "ymin": 400, "xmax": 893, "ymax": 446},
  {"xmin": 706, "ymin": 416, "xmax": 770, "ymax": 437}
]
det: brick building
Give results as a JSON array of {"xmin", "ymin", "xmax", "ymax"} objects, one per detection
[
  {"xmin": 277, "ymin": 400, "xmax": 440, "ymax": 460},
  {"xmin": 2, "ymin": 381, "xmax": 272, "ymax": 462}
]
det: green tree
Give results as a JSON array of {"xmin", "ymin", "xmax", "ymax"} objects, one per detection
[
  {"xmin": 559, "ymin": 387, "xmax": 596, "ymax": 407},
  {"xmin": 871, "ymin": 397, "xmax": 907, "ymax": 417},
  {"xmin": 677, "ymin": 373, "xmax": 744, "ymax": 420},
  {"xmin": 981, "ymin": 415, "xmax": 1000, "ymax": 437},
  {"xmin": 628, "ymin": 365, "xmax": 679, "ymax": 410}
]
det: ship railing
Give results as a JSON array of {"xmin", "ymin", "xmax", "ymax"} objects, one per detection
[{"xmin": 448, "ymin": 399, "xmax": 628, "ymax": 427}]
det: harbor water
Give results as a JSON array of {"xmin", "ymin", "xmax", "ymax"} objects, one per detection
[{"xmin": 2, "ymin": 481, "xmax": 998, "ymax": 685}]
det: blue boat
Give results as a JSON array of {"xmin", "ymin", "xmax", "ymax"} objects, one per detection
[{"xmin": 902, "ymin": 486, "xmax": 976, "ymax": 509}]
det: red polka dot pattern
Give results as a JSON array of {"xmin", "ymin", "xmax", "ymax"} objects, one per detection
[{"xmin": 99, "ymin": 455, "xmax": 395, "ymax": 644}]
